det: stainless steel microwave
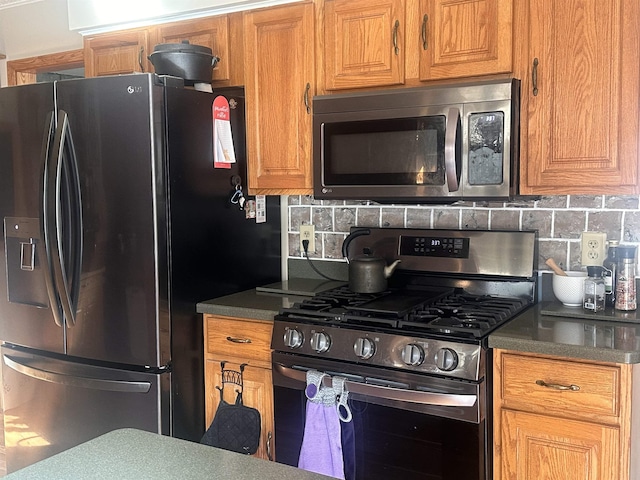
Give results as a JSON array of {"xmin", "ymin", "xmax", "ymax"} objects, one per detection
[{"xmin": 313, "ymin": 79, "xmax": 520, "ymax": 202}]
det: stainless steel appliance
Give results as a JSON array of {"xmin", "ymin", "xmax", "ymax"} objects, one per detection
[
  {"xmin": 313, "ymin": 79, "xmax": 520, "ymax": 202},
  {"xmin": 271, "ymin": 228, "xmax": 537, "ymax": 480},
  {"xmin": 0, "ymin": 74, "xmax": 281, "ymax": 472}
]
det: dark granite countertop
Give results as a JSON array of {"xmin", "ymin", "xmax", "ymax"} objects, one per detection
[
  {"xmin": 4, "ymin": 429, "xmax": 332, "ymax": 480},
  {"xmin": 196, "ymin": 278, "xmax": 342, "ymax": 321},
  {"xmin": 196, "ymin": 289, "xmax": 308, "ymax": 321},
  {"xmin": 489, "ymin": 302, "xmax": 640, "ymax": 364}
]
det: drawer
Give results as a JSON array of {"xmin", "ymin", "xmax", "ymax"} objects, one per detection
[
  {"xmin": 498, "ymin": 352, "xmax": 622, "ymax": 422},
  {"xmin": 205, "ymin": 315, "xmax": 273, "ymax": 365}
]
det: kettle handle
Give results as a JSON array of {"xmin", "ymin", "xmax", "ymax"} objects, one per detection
[{"xmin": 341, "ymin": 228, "xmax": 371, "ymax": 262}]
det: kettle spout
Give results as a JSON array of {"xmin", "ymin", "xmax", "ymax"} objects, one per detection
[{"xmin": 384, "ymin": 259, "xmax": 401, "ymax": 278}]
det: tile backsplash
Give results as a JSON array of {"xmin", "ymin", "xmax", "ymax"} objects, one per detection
[{"xmin": 287, "ymin": 195, "xmax": 640, "ymax": 272}]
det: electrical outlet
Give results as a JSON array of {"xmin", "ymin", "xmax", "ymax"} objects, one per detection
[
  {"xmin": 581, "ymin": 232, "xmax": 607, "ymax": 266},
  {"xmin": 300, "ymin": 224, "xmax": 315, "ymax": 253}
]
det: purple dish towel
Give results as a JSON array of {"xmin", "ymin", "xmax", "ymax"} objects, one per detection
[{"xmin": 298, "ymin": 400, "xmax": 345, "ymax": 479}]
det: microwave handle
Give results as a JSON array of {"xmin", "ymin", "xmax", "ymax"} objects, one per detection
[{"xmin": 445, "ymin": 107, "xmax": 461, "ymax": 192}]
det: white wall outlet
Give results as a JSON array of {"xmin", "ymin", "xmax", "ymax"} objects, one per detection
[
  {"xmin": 300, "ymin": 224, "xmax": 315, "ymax": 253},
  {"xmin": 581, "ymin": 232, "xmax": 607, "ymax": 266}
]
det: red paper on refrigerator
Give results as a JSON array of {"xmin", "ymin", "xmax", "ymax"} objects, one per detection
[{"xmin": 213, "ymin": 96, "xmax": 236, "ymax": 169}]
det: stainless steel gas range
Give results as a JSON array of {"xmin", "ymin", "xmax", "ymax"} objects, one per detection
[{"xmin": 271, "ymin": 228, "xmax": 537, "ymax": 480}]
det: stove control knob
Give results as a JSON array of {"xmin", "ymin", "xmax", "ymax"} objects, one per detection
[
  {"xmin": 310, "ymin": 332, "xmax": 331, "ymax": 353},
  {"xmin": 283, "ymin": 328, "xmax": 304, "ymax": 349},
  {"xmin": 402, "ymin": 344, "xmax": 425, "ymax": 366},
  {"xmin": 435, "ymin": 348, "xmax": 459, "ymax": 371},
  {"xmin": 354, "ymin": 337, "xmax": 375, "ymax": 360}
]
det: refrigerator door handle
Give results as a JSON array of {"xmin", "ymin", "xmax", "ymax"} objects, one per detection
[
  {"xmin": 41, "ymin": 111, "xmax": 64, "ymax": 328},
  {"xmin": 3, "ymin": 354, "xmax": 152, "ymax": 393},
  {"xmin": 46, "ymin": 110, "xmax": 84, "ymax": 329}
]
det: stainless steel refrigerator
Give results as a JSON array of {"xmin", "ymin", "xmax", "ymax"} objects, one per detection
[{"xmin": 0, "ymin": 74, "xmax": 281, "ymax": 472}]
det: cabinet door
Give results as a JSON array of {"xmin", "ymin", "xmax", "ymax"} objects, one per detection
[
  {"xmin": 84, "ymin": 28, "xmax": 152, "ymax": 77},
  {"xmin": 418, "ymin": 0, "xmax": 512, "ymax": 80},
  {"xmin": 521, "ymin": 0, "xmax": 640, "ymax": 194},
  {"xmin": 324, "ymin": 0, "xmax": 404, "ymax": 90},
  {"xmin": 244, "ymin": 3, "xmax": 315, "ymax": 193},
  {"xmin": 500, "ymin": 409, "xmax": 620, "ymax": 480},
  {"xmin": 204, "ymin": 360, "xmax": 274, "ymax": 461},
  {"xmin": 154, "ymin": 14, "xmax": 243, "ymax": 86}
]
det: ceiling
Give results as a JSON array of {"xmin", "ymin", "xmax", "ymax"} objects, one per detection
[{"xmin": 0, "ymin": 0, "xmax": 82, "ymax": 59}]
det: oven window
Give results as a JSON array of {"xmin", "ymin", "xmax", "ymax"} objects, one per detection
[
  {"xmin": 274, "ymin": 386, "xmax": 485, "ymax": 480},
  {"xmin": 323, "ymin": 117, "xmax": 446, "ymax": 186},
  {"xmin": 467, "ymin": 111, "xmax": 504, "ymax": 185}
]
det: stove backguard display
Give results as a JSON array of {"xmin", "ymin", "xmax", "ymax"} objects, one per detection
[{"xmin": 400, "ymin": 235, "xmax": 470, "ymax": 258}]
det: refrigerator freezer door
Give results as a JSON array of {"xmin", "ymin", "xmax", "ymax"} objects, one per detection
[
  {"xmin": 0, "ymin": 82, "xmax": 65, "ymax": 353},
  {"xmin": 54, "ymin": 75, "xmax": 165, "ymax": 367},
  {"xmin": 2, "ymin": 344, "xmax": 165, "ymax": 473}
]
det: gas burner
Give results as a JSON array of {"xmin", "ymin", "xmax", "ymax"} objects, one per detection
[{"xmin": 278, "ymin": 286, "xmax": 531, "ymax": 340}]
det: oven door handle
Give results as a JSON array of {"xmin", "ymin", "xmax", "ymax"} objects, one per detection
[{"xmin": 273, "ymin": 363, "xmax": 476, "ymax": 407}]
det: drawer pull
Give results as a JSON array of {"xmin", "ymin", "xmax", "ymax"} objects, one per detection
[
  {"xmin": 535, "ymin": 379, "xmax": 580, "ymax": 391},
  {"xmin": 226, "ymin": 336, "xmax": 252, "ymax": 344}
]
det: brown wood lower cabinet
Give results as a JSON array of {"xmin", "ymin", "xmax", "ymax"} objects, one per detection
[
  {"xmin": 493, "ymin": 349, "xmax": 640, "ymax": 480},
  {"xmin": 203, "ymin": 315, "xmax": 274, "ymax": 461}
]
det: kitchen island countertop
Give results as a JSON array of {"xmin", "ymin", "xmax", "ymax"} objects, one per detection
[{"xmin": 4, "ymin": 428, "xmax": 333, "ymax": 480}]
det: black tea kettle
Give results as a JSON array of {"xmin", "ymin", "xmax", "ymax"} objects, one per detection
[{"xmin": 342, "ymin": 229, "xmax": 401, "ymax": 293}]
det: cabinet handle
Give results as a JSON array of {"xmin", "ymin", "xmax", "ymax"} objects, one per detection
[
  {"xmin": 138, "ymin": 46, "xmax": 145, "ymax": 73},
  {"xmin": 421, "ymin": 14, "xmax": 428, "ymax": 50},
  {"xmin": 266, "ymin": 431, "xmax": 273, "ymax": 461},
  {"xmin": 392, "ymin": 19, "xmax": 400, "ymax": 55},
  {"xmin": 532, "ymin": 57, "xmax": 539, "ymax": 96},
  {"xmin": 304, "ymin": 83, "xmax": 311, "ymax": 114},
  {"xmin": 535, "ymin": 379, "xmax": 580, "ymax": 391},
  {"xmin": 226, "ymin": 336, "xmax": 252, "ymax": 344}
]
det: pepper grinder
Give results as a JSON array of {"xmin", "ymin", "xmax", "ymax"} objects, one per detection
[{"xmin": 615, "ymin": 245, "xmax": 637, "ymax": 311}]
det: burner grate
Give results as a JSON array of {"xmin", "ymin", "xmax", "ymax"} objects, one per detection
[{"xmin": 277, "ymin": 286, "xmax": 531, "ymax": 339}]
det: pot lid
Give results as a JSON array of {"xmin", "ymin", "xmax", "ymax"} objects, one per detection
[{"xmin": 151, "ymin": 40, "xmax": 212, "ymax": 56}]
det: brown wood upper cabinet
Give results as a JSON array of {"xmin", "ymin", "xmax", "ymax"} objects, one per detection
[
  {"xmin": 519, "ymin": 0, "xmax": 640, "ymax": 195},
  {"xmin": 84, "ymin": 15, "xmax": 243, "ymax": 86},
  {"xmin": 417, "ymin": 0, "xmax": 512, "ymax": 81},
  {"xmin": 153, "ymin": 14, "xmax": 244, "ymax": 87},
  {"xmin": 321, "ymin": 0, "xmax": 513, "ymax": 91},
  {"xmin": 243, "ymin": 2, "xmax": 315, "ymax": 194},
  {"xmin": 84, "ymin": 27, "xmax": 153, "ymax": 77},
  {"xmin": 323, "ymin": 0, "xmax": 404, "ymax": 90}
]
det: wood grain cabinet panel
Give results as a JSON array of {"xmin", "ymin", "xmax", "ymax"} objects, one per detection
[
  {"xmin": 501, "ymin": 409, "xmax": 620, "ymax": 480},
  {"xmin": 519, "ymin": 0, "xmax": 640, "ymax": 194},
  {"xmin": 154, "ymin": 14, "xmax": 244, "ymax": 86},
  {"xmin": 500, "ymin": 352, "xmax": 621, "ymax": 423},
  {"xmin": 322, "ymin": 0, "xmax": 513, "ymax": 91},
  {"xmin": 324, "ymin": 0, "xmax": 405, "ymax": 90},
  {"xmin": 243, "ymin": 2, "xmax": 315, "ymax": 194},
  {"xmin": 493, "ymin": 349, "xmax": 640, "ymax": 480},
  {"xmin": 205, "ymin": 316, "xmax": 272, "ymax": 368},
  {"xmin": 84, "ymin": 28, "xmax": 152, "ymax": 77},
  {"xmin": 204, "ymin": 359, "xmax": 274, "ymax": 461},
  {"xmin": 418, "ymin": 0, "xmax": 512, "ymax": 80},
  {"xmin": 203, "ymin": 314, "xmax": 274, "ymax": 461}
]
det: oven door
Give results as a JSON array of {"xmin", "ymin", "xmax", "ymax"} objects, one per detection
[{"xmin": 272, "ymin": 352, "xmax": 490, "ymax": 480}]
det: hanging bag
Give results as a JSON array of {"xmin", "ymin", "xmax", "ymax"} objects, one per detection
[{"xmin": 201, "ymin": 362, "xmax": 261, "ymax": 455}]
